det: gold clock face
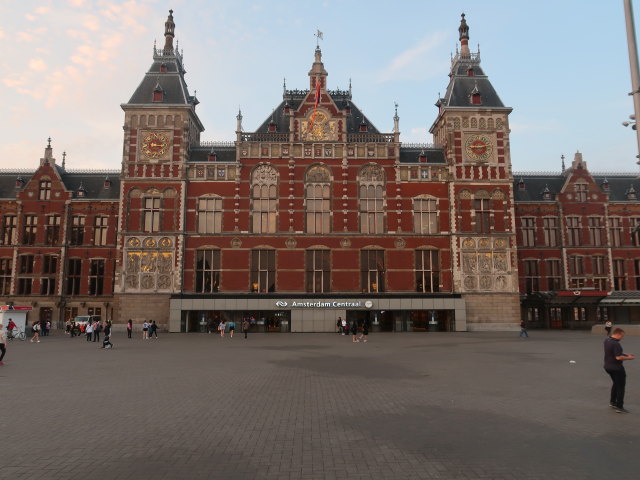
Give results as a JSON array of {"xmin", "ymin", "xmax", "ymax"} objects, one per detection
[
  {"xmin": 141, "ymin": 132, "xmax": 169, "ymax": 159},
  {"xmin": 465, "ymin": 134, "xmax": 493, "ymax": 161}
]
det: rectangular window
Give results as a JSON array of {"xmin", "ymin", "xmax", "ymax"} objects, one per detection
[
  {"xmin": 23, "ymin": 214, "xmax": 37, "ymax": 245},
  {"xmin": 0, "ymin": 258, "xmax": 12, "ymax": 295},
  {"xmin": 40, "ymin": 277, "xmax": 56, "ymax": 295},
  {"xmin": 305, "ymin": 250, "xmax": 330, "ymax": 293},
  {"xmin": 70, "ymin": 216, "xmax": 85, "ymax": 246},
  {"xmin": 251, "ymin": 185, "xmax": 277, "ymax": 234},
  {"xmin": 588, "ymin": 217, "xmax": 603, "ymax": 246},
  {"xmin": 613, "ymin": 259, "xmax": 626, "ymax": 291},
  {"xmin": 19, "ymin": 254, "xmax": 34, "ymax": 274},
  {"xmin": 593, "ymin": 255, "xmax": 607, "ymax": 290},
  {"xmin": 546, "ymin": 259, "xmax": 562, "ymax": 291},
  {"xmin": 523, "ymin": 259, "xmax": 539, "ymax": 294},
  {"xmin": 568, "ymin": 255, "xmax": 585, "ymax": 289},
  {"xmin": 66, "ymin": 258, "xmax": 82, "ymax": 295},
  {"xmin": 573, "ymin": 307, "xmax": 587, "ymax": 322},
  {"xmin": 474, "ymin": 199, "xmax": 490, "ymax": 234},
  {"xmin": 45, "ymin": 215, "xmax": 60, "ymax": 245},
  {"xmin": 195, "ymin": 250, "xmax": 220, "ymax": 293},
  {"xmin": 250, "ymin": 250, "xmax": 275, "ymax": 292},
  {"xmin": 143, "ymin": 197, "xmax": 161, "ymax": 233},
  {"xmin": 609, "ymin": 217, "xmax": 622, "ymax": 247},
  {"xmin": 543, "ymin": 217, "xmax": 559, "ymax": 247},
  {"xmin": 39, "ymin": 180, "xmax": 52, "ymax": 200},
  {"xmin": 574, "ymin": 183, "xmax": 588, "ymax": 202},
  {"xmin": 89, "ymin": 259, "xmax": 105, "ymax": 295},
  {"xmin": 17, "ymin": 278, "xmax": 32, "ymax": 295},
  {"xmin": 359, "ymin": 184, "xmax": 384, "ymax": 234},
  {"xmin": 1, "ymin": 215, "xmax": 17, "ymax": 245},
  {"xmin": 521, "ymin": 217, "xmax": 536, "ymax": 247},
  {"xmin": 197, "ymin": 197, "xmax": 223, "ymax": 234},
  {"xmin": 415, "ymin": 250, "xmax": 439, "ymax": 293},
  {"xmin": 566, "ymin": 217, "xmax": 581, "ymax": 246},
  {"xmin": 632, "ymin": 218, "xmax": 640, "ymax": 247},
  {"xmin": 42, "ymin": 255, "xmax": 57, "ymax": 274},
  {"xmin": 414, "ymin": 198, "xmax": 438, "ymax": 234},
  {"xmin": 94, "ymin": 216, "xmax": 109, "ymax": 246},
  {"xmin": 360, "ymin": 250, "xmax": 385, "ymax": 293},
  {"xmin": 597, "ymin": 307, "xmax": 609, "ymax": 323},
  {"xmin": 306, "ymin": 185, "xmax": 331, "ymax": 234}
]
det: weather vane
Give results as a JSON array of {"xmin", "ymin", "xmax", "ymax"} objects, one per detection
[{"xmin": 315, "ymin": 29, "xmax": 323, "ymax": 46}]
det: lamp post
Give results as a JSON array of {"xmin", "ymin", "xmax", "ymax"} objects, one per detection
[{"xmin": 623, "ymin": 0, "xmax": 640, "ymax": 163}]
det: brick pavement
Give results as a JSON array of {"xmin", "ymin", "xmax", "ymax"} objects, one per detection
[{"xmin": 2, "ymin": 330, "xmax": 640, "ymax": 479}]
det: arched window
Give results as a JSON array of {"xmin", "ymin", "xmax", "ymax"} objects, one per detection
[
  {"xmin": 305, "ymin": 165, "xmax": 331, "ymax": 234},
  {"xmin": 251, "ymin": 165, "xmax": 278, "ymax": 234},
  {"xmin": 359, "ymin": 165, "xmax": 384, "ymax": 234}
]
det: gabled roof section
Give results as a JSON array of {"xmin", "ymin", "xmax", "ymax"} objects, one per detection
[
  {"xmin": 437, "ymin": 14, "xmax": 508, "ymax": 110},
  {"xmin": 125, "ymin": 10, "xmax": 197, "ymax": 107}
]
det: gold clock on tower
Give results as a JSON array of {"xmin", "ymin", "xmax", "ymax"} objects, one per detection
[
  {"xmin": 465, "ymin": 134, "xmax": 493, "ymax": 161},
  {"xmin": 141, "ymin": 132, "xmax": 169, "ymax": 159}
]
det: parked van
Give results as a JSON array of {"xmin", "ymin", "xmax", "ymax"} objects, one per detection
[{"xmin": 73, "ymin": 315, "xmax": 101, "ymax": 326}]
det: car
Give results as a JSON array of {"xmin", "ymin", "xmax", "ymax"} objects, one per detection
[{"xmin": 73, "ymin": 315, "xmax": 101, "ymax": 326}]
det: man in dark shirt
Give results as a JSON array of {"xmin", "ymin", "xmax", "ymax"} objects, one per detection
[{"xmin": 604, "ymin": 328, "xmax": 635, "ymax": 413}]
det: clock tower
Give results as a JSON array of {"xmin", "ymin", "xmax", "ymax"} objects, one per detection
[
  {"xmin": 115, "ymin": 10, "xmax": 204, "ymax": 324},
  {"xmin": 429, "ymin": 14, "xmax": 520, "ymax": 330}
]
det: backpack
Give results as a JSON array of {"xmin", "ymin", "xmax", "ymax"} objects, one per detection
[{"xmin": 33, "ymin": 324, "xmax": 40, "ymax": 331}]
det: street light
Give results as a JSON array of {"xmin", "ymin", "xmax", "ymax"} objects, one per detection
[
  {"xmin": 622, "ymin": 114, "xmax": 637, "ymax": 129},
  {"xmin": 623, "ymin": 0, "xmax": 640, "ymax": 162}
]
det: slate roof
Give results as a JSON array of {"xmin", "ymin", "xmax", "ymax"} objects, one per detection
[
  {"xmin": 188, "ymin": 146, "xmax": 237, "ymax": 163},
  {"xmin": 126, "ymin": 51, "xmax": 197, "ymax": 106},
  {"xmin": 399, "ymin": 147, "xmax": 446, "ymax": 164},
  {"xmin": 513, "ymin": 172, "xmax": 640, "ymax": 203},
  {"xmin": 440, "ymin": 57, "xmax": 507, "ymax": 109},
  {"xmin": 0, "ymin": 167, "xmax": 120, "ymax": 201},
  {"xmin": 253, "ymin": 91, "xmax": 380, "ymax": 135}
]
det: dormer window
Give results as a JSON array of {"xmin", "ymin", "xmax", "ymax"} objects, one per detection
[
  {"xmin": 39, "ymin": 180, "xmax": 52, "ymax": 200},
  {"xmin": 542, "ymin": 185, "xmax": 552, "ymax": 200},
  {"xmin": 103, "ymin": 177, "xmax": 112, "ymax": 189},
  {"xmin": 467, "ymin": 67, "xmax": 474, "ymax": 76},
  {"xmin": 152, "ymin": 81, "xmax": 164, "ymax": 102},
  {"xmin": 601, "ymin": 179, "xmax": 610, "ymax": 192},
  {"xmin": 419, "ymin": 150, "xmax": 427, "ymax": 163},
  {"xmin": 283, "ymin": 102, "xmax": 291, "ymax": 114},
  {"xmin": 518, "ymin": 178, "xmax": 525, "ymax": 191},
  {"xmin": 208, "ymin": 150, "xmax": 217, "ymax": 162},
  {"xmin": 345, "ymin": 102, "xmax": 351, "ymax": 115},
  {"xmin": 359, "ymin": 119, "xmax": 368, "ymax": 133},
  {"xmin": 470, "ymin": 84, "xmax": 482, "ymax": 105},
  {"xmin": 15, "ymin": 177, "xmax": 25, "ymax": 189},
  {"xmin": 268, "ymin": 122, "xmax": 277, "ymax": 132},
  {"xmin": 627, "ymin": 185, "xmax": 637, "ymax": 200},
  {"xmin": 77, "ymin": 183, "xmax": 86, "ymax": 198},
  {"xmin": 159, "ymin": 63, "xmax": 167, "ymax": 73}
]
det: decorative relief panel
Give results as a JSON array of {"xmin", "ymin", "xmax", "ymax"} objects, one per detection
[
  {"xmin": 123, "ymin": 235, "xmax": 175, "ymax": 293},
  {"xmin": 459, "ymin": 236, "xmax": 513, "ymax": 293}
]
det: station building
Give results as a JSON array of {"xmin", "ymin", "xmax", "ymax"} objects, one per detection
[{"xmin": 0, "ymin": 11, "xmax": 637, "ymax": 332}]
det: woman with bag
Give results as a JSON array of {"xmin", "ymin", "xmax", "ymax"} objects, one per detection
[{"xmin": 30, "ymin": 321, "xmax": 41, "ymax": 343}]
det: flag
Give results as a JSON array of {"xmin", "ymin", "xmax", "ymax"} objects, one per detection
[{"xmin": 307, "ymin": 78, "xmax": 322, "ymax": 132}]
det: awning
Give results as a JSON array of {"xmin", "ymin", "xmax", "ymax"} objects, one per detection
[{"xmin": 599, "ymin": 297, "xmax": 640, "ymax": 306}]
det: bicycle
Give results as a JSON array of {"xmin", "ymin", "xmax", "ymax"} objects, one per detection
[{"xmin": 7, "ymin": 328, "xmax": 26, "ymax": 341}]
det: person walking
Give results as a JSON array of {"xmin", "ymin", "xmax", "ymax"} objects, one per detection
[
  {"xmin": 242, "ymin": 318, "xmax": 249, "ymax": 339},
  {"xmin": 340, "ymin": 317, "xmax": 347, "ymax": 335},
  {"xmin": 142, "ymin": 320, "xmax": 149, "ymax": 340},
  {"xmin": 44, "ymin": 320, "xmax": 51, "ymax": 336},
  {"xmin": 350, "ymin": 321, "xmax": 358, "ymax": 343},
  {"xmin": 149, "ymin": 320, "xmax": 158, "ymax": 339},
  {"xmin": 65, "ymin": 319, "xmax": 71, "ymax": 335},
  {"xmin": 102, "ymin": 322, "xmax": 113, "ymax": 349},
  {"xmin": 30, "ymin": 321, "xmax": 41, "ymax": 343},
  {"xmin": 605, "ymin": 320, "xmax": 613, "ymax": 337},
  {"xmin": 127, "ymin": 319, "xmax": 133, "ymax": 339},
  {"xmin": 228, "ymin": 320, "xmax": 235, "ymax": 338},
  {"xmin": 218, "ymin": 320, "xmax": 227, "ymax": 338},
  {"xmin": 336, "ymin": 317, "xmax": 342, "ymax": 334},
  {"xmin": 0, "ymin": 324, "xmax": 7, "ymax": 365},
  {"xmin": 85, "ymin": 321, "xmax": 94, "ymax": 342},
  {"xmin": 604, "ymin": 327, "xmax": 635, "ymax": 413},
  {"xmin": 519, "ymin": 320, "xmax": 529, "ymax": 338},
  {"xmin": 357, "ymin": 321, "xmax": 369, "ymax": 343},
  {"xmin": 93, "ymin": 320, "xmax": 101, "ymax": 342}
]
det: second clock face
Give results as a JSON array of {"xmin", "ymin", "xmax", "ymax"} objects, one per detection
[
  {"xmin": 465, "ymin": 134, "xmax": 493, "ymax": 161},
  {"xmin": 141, "ymin": 132, "xmax": 169, "ymax": 159}
]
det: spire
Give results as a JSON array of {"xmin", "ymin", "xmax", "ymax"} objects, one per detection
[
  {"xmin": 458, "ymin": 13, "xmax": 470, "ymax": 58},
  {"xmin": 61, "ymin": 151, "xmax": 66, "ymax": 170},
  {"xmin": 393, "ymin": 102, "xmax": 400, "ymax": 136},
  {"xmin": 40, "ymin": 137, "xmax": 55, "ymax": 166},
  {"xmin": 561, "ymin": 154, "xmax": 565, "ymax": 172},
  {"xmin": 163, "ymin": 9, "xmax": 175, "ymax": 52},
  {"xmin": 308, "ymin": 45, "xmax": 328, "ymax": 90}
]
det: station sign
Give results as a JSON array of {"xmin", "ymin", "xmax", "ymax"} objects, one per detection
[{"xmin": 274, "ymin": 300, "xmax": 374, "ymax": 309}]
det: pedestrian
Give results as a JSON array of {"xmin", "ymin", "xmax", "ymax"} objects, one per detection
[
  {"xmin": 358, "ymin": 321, "xmax": 369, "ymax": 343},
  {"xmin": 30, "ymin": 321, "xmax": 41, "ymax": 343},
  {"xmin": 86, "ymin": 321, "xmax": 94, "ymax": 341},
  {"xmin": 65, "ymin": 319, "xmax": 71, "ymax": 335},
  {"xmin": 93, "ymin": 320, "xmax": 101, "ymax": 342},
  {"xmin": 228, "ymin": 320, "xmax": 235, "ymax": 338},
  {"xmin": 127, "ymin": 319, "xmax": 133, "ymax": 339},
  {"xmin": 218, "ymin": 320, "xmax": 226, "ymax": 338},
  {"xmin": 336, "ymin": 317, "xmax": 342, "ymax": 334},
  {"xmin": 44, "ymin": 320, "xmax": 51, "ymax": 336},
  {"xmin": 351, "ymin": 321, "xmax": 358, "ymax": 343},
  {"xmin": 0, "ymin": 324, "xmax": 7, "ymax": 365},
  {"xmin": 242, "ymin": 318, "xmax": 249, "ymax": 339},
  {"xmin": 142, "ymin": 320, "xmax": 149, "ymax": 340},
  {"xmin": 519, "ymin": 320, "xmax": 529, "ymax": 338},
  {"xmin": 102, "ymin": 322, "xmax": 113, "ymax": 349},
  {"xmin": 149, "ymin": 320, "xmax": 158, "ymax": 339},
  {"xmin": 605, "ymin": 320, "xmax": 613, "ymax": 337},
  {"xmin": 7, "ymin": 318, "xmax": 17, "ymax": 335},
  {"xmin": 70, "ymin": 322, "xmax": 77, "ymax": 337},
  {"xmin": 341, "ymin": 317, "xmax": 347, "ymax": 335},
  {"xmin": 604, "ymin": 327, "xmax": 635, "ymax": 413}
]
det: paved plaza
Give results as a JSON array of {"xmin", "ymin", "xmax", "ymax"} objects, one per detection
[{"xmin": 2, "ymin": 330, "xmax": 640, "ymax": 479}]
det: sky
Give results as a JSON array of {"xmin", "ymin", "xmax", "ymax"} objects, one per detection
[{"xmin": 1, "ymin": 0, "xmax": 640, "ymax": 174}]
